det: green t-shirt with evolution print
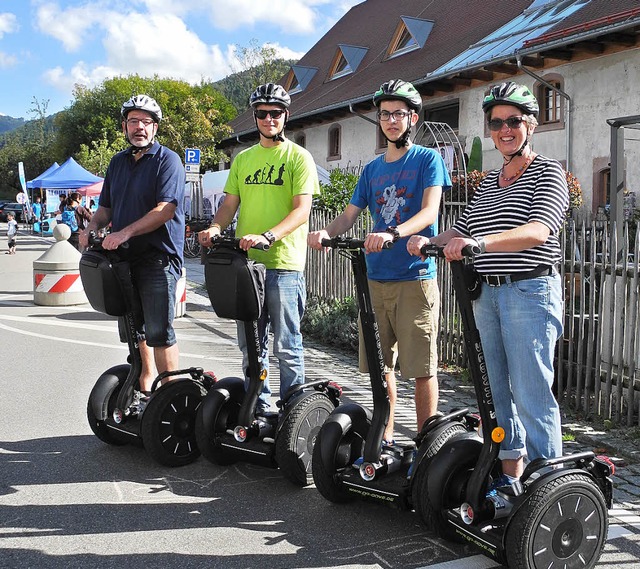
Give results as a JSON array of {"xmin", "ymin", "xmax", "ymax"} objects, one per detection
[{"xmin": 224, "ymin": 139, "xmax": 320, "ymax": 271}]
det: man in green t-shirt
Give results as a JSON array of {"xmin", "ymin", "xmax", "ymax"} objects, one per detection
[{"xmin": 199, "ymin": 83, "xmax": 319, "ymax": 413}]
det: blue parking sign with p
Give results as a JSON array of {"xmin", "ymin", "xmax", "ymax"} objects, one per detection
[{"xmin": 185, "ymin": 148, "xmax": 201, "ymax": 164}]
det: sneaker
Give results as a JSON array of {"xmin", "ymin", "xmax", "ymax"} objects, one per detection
[{"xmin": 486, "ymin": 473, "xmax": 521, "ymax": 497}]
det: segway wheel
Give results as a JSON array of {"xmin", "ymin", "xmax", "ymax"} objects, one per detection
[
  {"xmin": 312, "ymin": 425, "xmax": 364, "ymax": 503},
  {"xmin": 86, "ymin": 367, "xmax": 129, "ymax": 446},
  {"xmin": 411, "ymin": 420, "xmax": 468, "ymax": 523},
  {"xmin": 195, "ymin": 385, "xmax": 242, "ymax": 466},
  {"xmin": 141, "ymin": 380, "xmax": 205, "ymax": 467},
  {"xmin": 414, "ymin": 433, "xmax": 483, "ymax": 541},
  {"xmin": 505, "ymin": 472, "xmax": 608, "ymax": 569},
  {"xmin": 275, "ymin": 392, "xmax": 335, "ymax": 486}
]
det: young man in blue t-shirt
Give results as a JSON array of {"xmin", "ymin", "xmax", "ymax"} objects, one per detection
[{"xmin": 308, "ymin": 80, "xmax": 451, "ymax": 442}]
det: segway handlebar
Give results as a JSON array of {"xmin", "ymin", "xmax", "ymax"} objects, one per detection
[
  {"xmin": 420, "ymin": 243, "xmax": 479, "ymax": 258},
  {"xmin": 320, "ymin": 237, "xmax": 392, "ymax": 250},
  {"xmin": 86, "ymin": 231, "xmax": 129, "ymax": 250},
  {"xmin": 210, "ymin": 234, "xmax": 270, "ymax": 251}
]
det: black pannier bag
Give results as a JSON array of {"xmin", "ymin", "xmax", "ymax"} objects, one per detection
[
  {"xmin": 205, "ymin": 246, "xmax": 266, "ymax": 322},
  {"xmin": 79, "ymin": 250, "xmax": 128, "ymax": 316}
]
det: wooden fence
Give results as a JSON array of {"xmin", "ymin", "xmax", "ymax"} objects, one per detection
[{"xmin": 305, "ymin": 209, "xmax": 640, "ymax": 426}]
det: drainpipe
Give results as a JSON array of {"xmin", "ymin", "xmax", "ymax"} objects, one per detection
[
  {"xmin": 349, "ymin": 103, "xmax": 378, "ymax": 125},
  {"xmin": 516, "ymin": 56, "xmax": 572, "ymax": 171}
]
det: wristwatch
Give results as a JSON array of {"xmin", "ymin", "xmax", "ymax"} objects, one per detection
[
  {"xmin": 262, "ymin": 230, "xmax": 277, "ymax": 245},
  {"xmin": 385, "ymin": 226, "xmax": 401, "ymax": 243},
  {"xmin": 475, "ymin": 236, "xmax": 487, "ymax": 254}
]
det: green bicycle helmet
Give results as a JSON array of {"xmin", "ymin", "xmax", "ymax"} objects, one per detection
[
  {"xmin": 482, "ymin": 82, "xmax": 539, "ymax": 117},
  {"xmin": 373, "ymin": 79, "xmax": 422, "ymax": 112}
]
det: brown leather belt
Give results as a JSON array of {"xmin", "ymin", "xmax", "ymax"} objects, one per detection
[{"xmin": 479, "ymin": 265, "xmax": 556, "ymax": 287}]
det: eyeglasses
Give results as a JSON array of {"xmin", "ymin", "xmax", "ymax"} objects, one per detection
[
  {"xmin": 487, "ymin": 116, "xmax": 526, "ymax": 131},
  {"xmin": 126, "ymin": 118, "xmax": 155, "ymax": 127},
  {"xmin": 377, "ymin": 110, "xmax": 412, "ymax": 122},
  {"xmin": 254, "ymin": 109, "xmax": 286, "ymax": 120}
]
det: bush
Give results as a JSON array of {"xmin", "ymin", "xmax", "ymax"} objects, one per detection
[
  {"xmin": 565, "ymin": 171, "xmax": 583, "ymax": 210},
  {"xmin": 314, "ymin": 168, "xmax": 359, "ymax": 212},
  {"xmin": 302, "ymin": 295, "xmax": 358, "ymax": 352}
]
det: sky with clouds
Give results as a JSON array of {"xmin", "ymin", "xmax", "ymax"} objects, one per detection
[{"xmin": 0, "ymin": 0, "xmax": 362, "ymax": 119}]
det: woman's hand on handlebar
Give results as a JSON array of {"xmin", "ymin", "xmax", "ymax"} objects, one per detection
[{"xmin": 441, "ymin": 237, "xmax": 479, "ymax": 261}]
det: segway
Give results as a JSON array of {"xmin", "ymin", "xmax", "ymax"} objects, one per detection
[
  {"xmin": 411, "ymin": 243, "xmax": 613, "ymax": 568},
  {"xmin": 80, "ymin": 234, "xmax": 215, "ymax": 467},
  {"xmin": 195, "ymin": 236, "xmax": 341, "ymax": 486},
  {"xmin": 312, "ymin": 237, "xmax": 466, "ymax": 508}
]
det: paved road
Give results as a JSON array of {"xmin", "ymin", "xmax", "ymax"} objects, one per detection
[{"xmin": 1, "ymin": 232, "xmax": 639, "ymax": 568}]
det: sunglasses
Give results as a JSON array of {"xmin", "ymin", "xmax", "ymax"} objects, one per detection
[
  {"xmin": 487, "ymin": 116, "xmax": 526, "ymax": 131},
  {"xmin": 254, "ymin": 109, "xmax": 286, "ymax": 120}
]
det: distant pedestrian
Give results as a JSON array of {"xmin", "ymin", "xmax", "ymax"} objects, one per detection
[
  {"xmin": 6, "ymin": 211, "xmax": 17, "ymax": 254},
  {"xmin": 31, "ymin": 196, "xmax": 43, "ymax": 222}
]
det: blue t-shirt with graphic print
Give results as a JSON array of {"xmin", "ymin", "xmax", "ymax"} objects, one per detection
[{"xmin": 350, "ymin": 144, "xmax": 451, "ymax": 281}]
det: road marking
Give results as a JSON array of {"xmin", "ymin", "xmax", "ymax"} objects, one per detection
[{"xmin": 417, "ymin": 555, "xmax": 500, "ymax": 568}]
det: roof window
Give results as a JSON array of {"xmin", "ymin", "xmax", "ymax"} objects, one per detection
[
  {"xmin": 386, "ymin": 17, "xmax": 434, "ymax": 59},
  {"xmin": 284, "ymin": 65, "xmax": 318, "ymax": 94},
  {"xmin": 328, "ymin": 45, "xmax": 368, "ymax": 80}
]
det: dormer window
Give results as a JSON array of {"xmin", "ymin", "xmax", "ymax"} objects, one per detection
[
  {"xmin": 386, "ymin": 17, "xmax": 434, "ymax": 59},
  {"xmin": 284, "ymin": 65, "xmax": 318, "ymax": 94},
  {"xmin": 328, "ymin": 45, "xmax": 368, "ymax": 81}
]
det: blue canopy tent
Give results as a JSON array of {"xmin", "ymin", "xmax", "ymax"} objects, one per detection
[
  {"xmin": 36, "ymin": 157, "xmax": 102, "ymax": 189},
  {"xmin": 26, "ymin": 162, "xmax": 60, "ymax": 189}
]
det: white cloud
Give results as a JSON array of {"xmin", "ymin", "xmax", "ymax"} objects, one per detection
[
  {"xmin": 34, "ymin": 2, "xmax": 105, "ymax": 52},
  {"xmin": 0, "ymin": 50, "xmax": 18, "ymax": 67},
  {"xmin": 0, "ymin": 11, "xmax": 18, "ymax": 38}
]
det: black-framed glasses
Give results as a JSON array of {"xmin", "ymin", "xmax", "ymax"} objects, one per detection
[
  {"xmin": 126, "ymin": 118, "xmax": 155, "ymax": 127},
  {"xmin": 487, "ymin": 116, "xmax": 526, "ymax": 131},
  {"xmin": 377, "ymin": 110, "xmax": 412, "ymax": 122},
  {"xmin": 254, "ymin": 109, "xmax": 286, "ymax": 120}
]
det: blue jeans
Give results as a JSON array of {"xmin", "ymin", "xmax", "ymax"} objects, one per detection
[
  {"xmin": 473, "ymin": 273, "xmax": 564, "ymax": 462},
  {"xmin": 129, "ymin": 253, "xmax": 178, "ymax": 347},
  {"xmin": 237, "ymin": 270, "xmax": 306, "ymax": 411}
]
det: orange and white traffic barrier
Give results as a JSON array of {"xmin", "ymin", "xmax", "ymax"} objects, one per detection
[
  {"xmin": 175, "ymin": 267, "xmax": 187, "ymax": 318},
  {"xmin": 33, "ymin": 224, "xmax": 88, "ymax": 306}
]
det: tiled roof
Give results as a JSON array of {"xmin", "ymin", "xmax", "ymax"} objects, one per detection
[
  {"xmin": 226, "ymin": 0, "xmax": 533, "ymax": 140},
  {"xmin": 223, "ymin": 0, "xmax": 640, "ymax": 143}
]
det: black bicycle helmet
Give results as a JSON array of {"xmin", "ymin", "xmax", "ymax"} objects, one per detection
[
  {"xmin": 249, "ymin": 83, "xmax": 291, "ymax": 109},
  {"xmin": 482, "ymin": 82, "xmax": 539, "ymax": 118},
  {"xmin": 121, "ymin": 94, "xmax": 163, "ymax": 122},
  {"xmin": 373, "ymin": 80, "xmax": 422, "ymax": 112}
]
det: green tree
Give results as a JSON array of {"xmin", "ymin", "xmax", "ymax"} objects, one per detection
[
  {"xmin": 55, "ymin": 75, "xmax": 237, "ymax": 170},
  {"xmin": 213, "ymin": 39, "xmax": 296, "ymax": 112}
]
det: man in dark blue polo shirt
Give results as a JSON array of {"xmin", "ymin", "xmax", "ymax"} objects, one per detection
[{"xmin": 81, "ymin": 94, "xmax": 185, "ymax": 395}]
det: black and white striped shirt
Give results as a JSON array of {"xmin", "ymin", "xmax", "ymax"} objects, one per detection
[{"xmin": 453, "ymin": 155, "xmax": 569, "ymax": 275}]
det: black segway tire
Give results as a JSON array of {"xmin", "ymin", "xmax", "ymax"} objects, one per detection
[
  {"xmin": 141, "ymin": 379, "xmax": 205, "ymax": 467},
  {"xmin": 415, "ymin": 433, "xmax": 483, "ymax": 541},
  {"xmin": 505, "ymin": 472, "xmax": 608, "ymax": 569},
  {"xmin": 411, "ymin": 420, "xmax": 468, "ymax": 522},
  {"xmin": 195, "ymin": 380, "xmax": 244, "ymax": 466},
  {"xmin": 86, "ymin": 365, "xmax": 130, "ymax": 446},
  {"xmin": 275, "ymin": 392, "xmax": 335, "ymax": 486}
]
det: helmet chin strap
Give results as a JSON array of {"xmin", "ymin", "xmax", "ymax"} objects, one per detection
[
  {"xmin": 502, "ymin": 138, "xmax": 530, "ymax": 165},
  {"xmin": 380, "ymin": 124, "xmax": 412, "ymax": 149}
]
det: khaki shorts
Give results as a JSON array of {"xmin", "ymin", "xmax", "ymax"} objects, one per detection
[{"xmin": 359, "ymin": 278, "xmax": 439, "ymax": 378}]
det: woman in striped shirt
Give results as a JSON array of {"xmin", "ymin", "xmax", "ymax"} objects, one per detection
[{"xmin": 407, "ymin": 82, "xmax": 569, "ymax": 491}]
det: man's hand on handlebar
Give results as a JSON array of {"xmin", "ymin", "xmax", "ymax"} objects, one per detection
[
  {"xmin": 407, "ymin": 235, "xmax": 431, "ymax": 260},
  {"xmin": 238, "ymin": 234, "xmax": 270, "ymax": 251},
  {"xmin": 308, "ymin": 229, "xmax": 331, "ymax": 251},
  {"xmin": 364, "ymin": 231, "xmax": 393, "ymax": 253},
  {"xmin": 198, "ymin": 226, "xmax": 221, "ymax": 247}
]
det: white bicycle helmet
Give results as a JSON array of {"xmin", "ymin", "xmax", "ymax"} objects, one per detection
[{"xmin": 121, "ymin": 94, "xmax": 163, "ymax": 122}]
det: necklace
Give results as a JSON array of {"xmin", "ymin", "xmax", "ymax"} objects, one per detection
[{"xmin": 500, "ymin": 155, "xmax": 532, "ymax": 182}]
